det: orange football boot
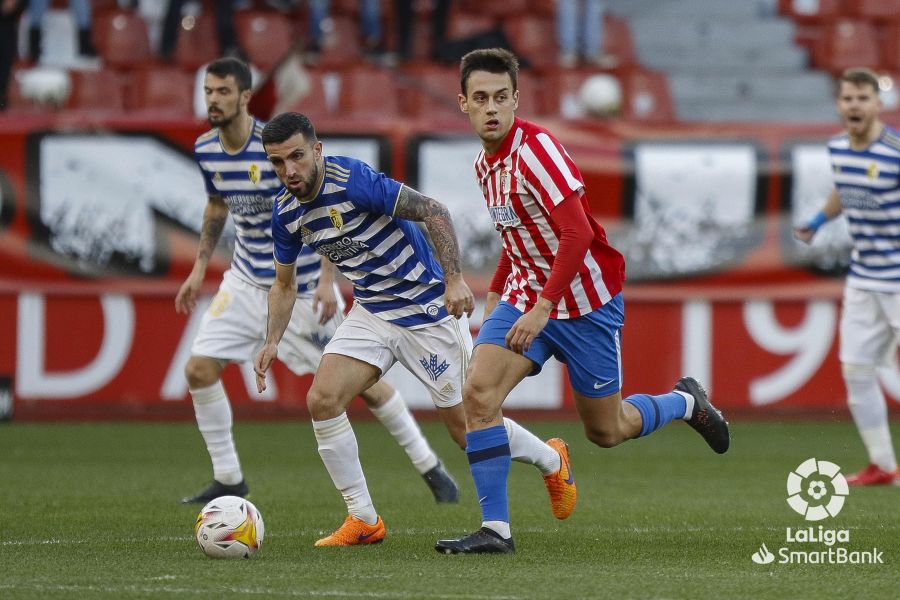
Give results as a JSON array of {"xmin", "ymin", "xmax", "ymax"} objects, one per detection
[
  {"xmin": 543, "ymin": 438, "xmax": 577, "ymax": 519},
  {"xmin": 314, "ymin": 514, "xmax": 386, "ymax": 547}
]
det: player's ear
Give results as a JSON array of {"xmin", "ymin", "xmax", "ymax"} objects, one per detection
[
  {"xmin": 458, "ymin": 93, "xmax": 468, "ymax": 114},
  {"xmin": 513, "ymin": 89, "xmax": 519, "ymax": 111},
  {"xmin": 313, "ymin": 140, "xmax": 323, "ymax": 158}
]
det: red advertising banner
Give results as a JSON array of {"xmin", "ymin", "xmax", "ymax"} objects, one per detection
[{"xmin": 2, "ymin": 115, "xmax": 896, "ymax": 418}]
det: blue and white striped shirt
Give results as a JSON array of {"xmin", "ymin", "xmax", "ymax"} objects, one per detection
[
  {"xmin": 830, "ymin": 126, "xmax": 900, "ymax": 293},
  {"xmin": 194, "ymin": 119, "xmax": 320, "ymax": 294},
  {"xmin": 272, "ymin": 156, "xmax": 448, "ymax": 329}
]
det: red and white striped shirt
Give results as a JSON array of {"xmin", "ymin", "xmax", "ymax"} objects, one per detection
[{"xmin": 474, "ymin": 117, "xmax": 625, "ymax": 319}]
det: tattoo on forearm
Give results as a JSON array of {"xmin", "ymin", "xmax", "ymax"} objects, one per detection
[
  {"xmin": 395, "ymin": 186, "xmax": 462, "ymax": 276},
  {"xmin": 197, "ymin": 215, "xmax": 226, "ymax": 261}
]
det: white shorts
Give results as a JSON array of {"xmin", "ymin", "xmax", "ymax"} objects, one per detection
[
  {"xmin": 324, "ymin": 303, "xmax": 473, "ymax": 408},
  {"xmin": 839, "ymin": 285, "xmax": 900, "ymax": 366},
  {"xmin": 191, "ymin": 270, "xmax": 344, "ymax": 375}
]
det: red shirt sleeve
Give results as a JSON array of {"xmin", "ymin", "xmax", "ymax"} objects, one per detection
[
  {"xmin": 489, "ymin": 248, "xmax": 513, "ymax": 295},
  {"xmin": 540, "ymin": 192, "xmax": 593, "ymax": 305}
]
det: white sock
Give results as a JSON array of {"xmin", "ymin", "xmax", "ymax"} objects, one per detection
[
  {"xmin": 312, "ymin": 413, "xmax": 378, "ymax": 525},
  {"xmin": 482, "ymin": 520, "xmax": 511, "ymax": 539},
  {"xmin": 845, "ymin": 366, "xmax": 898, "ymax": 471},
  {"xmin": 674, "ymin": 390, "xmax": 695, "ymax": 420},
  {"xmin": 369, "ymin": 391, "xmax": 438, "ymax": 474},
  {"xmin": 191, "ymin": 381, "xmax": 242, "ymax": 485},
  {"xmin": 504, "ymin": 417, "xmax": 560, "ymax": 476}
]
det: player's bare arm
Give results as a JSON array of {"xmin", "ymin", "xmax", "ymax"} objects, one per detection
[
  {"xmin": 313, "ymin": 257, "xmax": 339, "ymax": 325},
  {"xmin": 793, "ymin": 189, "xmax": 842, "ymax": 244},
  {"xmin": 175, "ymin": 195, "xmax": 229, "ymax": 314},
  {"xmin": 394, "ymin": 185, "xmax": 474, "ymax": 318},
  {"xmin": 253, "ymin": 261, "xmax": 298, "ymax": 392}
]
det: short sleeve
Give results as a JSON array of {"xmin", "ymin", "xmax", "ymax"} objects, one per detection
[
  {"xmin": 345, "ymin": 159, "xmax": 403, "ymax": 215},
  {"xmin": 271, "ymin": 198, "xmax": 302, "ymax": 265},
  {"xmin": 194, "ymin": 148, "xmax": 219, "ymax": 196}
]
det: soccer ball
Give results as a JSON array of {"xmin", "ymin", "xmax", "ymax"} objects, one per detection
[
  {"xmin": 194, "ymin": 496, "xmax": 265, "ymax": 559},
  {"xmin": 578, "ymin": 74, "xmax": 622, "ymax": 118}
]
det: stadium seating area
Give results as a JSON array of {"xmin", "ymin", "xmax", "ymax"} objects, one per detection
[
  {"xmin": 4, "ymin": 0, "xmax": 673, "ymax": 123},
  {"xmin": 9, "ymin": 0, "xmax": 900, "ymax": 123}
]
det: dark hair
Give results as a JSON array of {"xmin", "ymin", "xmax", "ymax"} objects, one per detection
[
  {"xmin": 459, "ymin": 48, "xmax": 519, "ymax": 96},
  {"xmin": 206, "ymin": 57, "xmax": 252, "ymax": 92},
  {"xmin": 261, "ymin": 112, "xmax": 318, "ymax": 146},
  {"xmin": 838, "ymin": 68, "xmax": 880, "ymax": 95}
]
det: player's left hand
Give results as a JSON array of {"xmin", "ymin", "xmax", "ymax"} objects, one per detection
[
  {"xmin": 253, "ymin": 343, "xmax": 278, "ymax": 393},
  {"xmin": 793, "ymin": 226, "xmax": 815, "ymax": 244},
  {"xmin": 505, "ymin": 301, "xmax": 551, "ymax": 354},
  {"xmin": 444, "ymin": 274, "xmax": 475, "ymax": 319},
  {"xmin": 312, "ymin": 282, "xmax": 338, "ymax": 325}
]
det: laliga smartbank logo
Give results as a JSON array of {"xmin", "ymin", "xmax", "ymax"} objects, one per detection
[{"xmin": 750, "ymin": 458, "xmax": 883, "ymax": 566}]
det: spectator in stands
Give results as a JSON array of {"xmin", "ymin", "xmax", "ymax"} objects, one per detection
[
  {"xmin": 394, "ymin": 0, "xmax": 450, "ymax": 63},
  {"xmin": 0, "ymin": 0, "xmax": 25, "ymax": 111},
  {"xmin": 25, "ymin": 0, "xmax": 97, "ymax": 62},
  {"xmin": 307, "ymin": 0, "xmax": 384, "ymax": 61},
  {"xmin": 159, "ymin": 0, "xmax": 246, "ymax": 62},
  {"xmin": 556, "ymin": 0, "xmax": 616, "ymax": 68}
]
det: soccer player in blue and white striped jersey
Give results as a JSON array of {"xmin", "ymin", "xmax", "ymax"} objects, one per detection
[
  {"xmin": 177, "ymin": 58, "xmax": 460, "ymax": 506},
  {"xmin": 795, "ymin": 67, "xmax": 900, "ymax": 486},
  {"xmin": 255, "ymin": 112, "xmax": 568, "ymax": 547}
]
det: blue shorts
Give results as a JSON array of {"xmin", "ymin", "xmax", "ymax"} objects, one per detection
[{"xmin": 475, "ymin": 295, "xmax": 624, "ymax": 397}]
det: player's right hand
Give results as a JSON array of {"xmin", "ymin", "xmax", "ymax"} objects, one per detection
[
  {"xmin": 253, "ymin": 343, "xmax": 278, "ymax": 393},
  {"xmin": 175, "ymin": 273, "xmax": 203, "ymax": 314},
  {"xmin": 793, "ymin": 226, "xmax": 815, "ymax": 245}
]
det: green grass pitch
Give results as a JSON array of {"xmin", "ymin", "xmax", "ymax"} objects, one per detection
[{"xmin": 1, "ymin": 419, "xmax": 897, "ymax": 599}]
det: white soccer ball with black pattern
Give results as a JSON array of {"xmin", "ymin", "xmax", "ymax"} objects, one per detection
[{"xmin": 194, "ymin": 496, "xmax": 265, "ymax": 559}]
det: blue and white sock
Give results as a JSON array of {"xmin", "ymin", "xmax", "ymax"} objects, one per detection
[
  {"xmin": 624, "ymin": 392, "xmax": 688, "ymax": 437},
  {"xmin": 466, "ymin": 425, "xmax": 512, "ymax": 538}
]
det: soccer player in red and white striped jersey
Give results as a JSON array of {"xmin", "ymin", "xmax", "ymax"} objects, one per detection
[{"xmin": 436, "ymin": 49, "xmax": 731, "ymax": 555}]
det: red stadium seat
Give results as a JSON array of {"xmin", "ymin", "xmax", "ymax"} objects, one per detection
[
  {"xmin": 777, "ymin": 0, "xmax": 843, "ymax": 23},
  {"xmin": 173, "ymin": 12, "xmax": 221, "ymax": 71},
  {"xmin": 446, "ymin": 12, "xmax": 496, "ymax": 40},
  {"xmin": 278, "ymin": 69, "xmax": 333, "ymax": 118},
  {"xmin": 338, "ymin": 67, "xmax": 400, "ymax": 118},
  {"xmin": 316, "ymin": 16, "xmax": 361, "ymax": 69},
  {"xmin": 842, "ymin": 0, "xmax": 900, "ymax": 20},
  {"xmin": 235, "ymin": 11, "xmax": 294, "ymax": 71},
  {"xmin": 502, "ymin": 15, "xmax": 556, "ymax": 70},
  {"xmin": 620, "ymin": 69, "xmax": 675, "ymax": 122},
  {"xmin": 529, "ymin": 0, "xmax": 556, "ymax": 16},
  {"xmin": 65, "ymin": 69, "xmax": 126, "ymax": 114},
  {"xmin": 813, "ymin": 19, "xmax": 880, "ymax": 73},
  {"xmin": 128, "ymin": 67, "xmax": 195, "ymax": 116},
  {"xmin": 881, "ymin": 20, "xmax": 900, "ymax": 70},
  {"xmin": 516, "ymin": 71, "xmax": 544, "ymax": 117},
  {"xmin": 458, "ymin": 0, "xmax": 530, "ymax": 16},
  {"xmin": 604, "ymin": 14, "xmax": 638, "ymax": 67},
  {"xmin": 400, "ymin": 64, "xmax": 463, "ymax": 119},
  {"xmin": 92, "ymin": 10, "xmax": 153, "ymax": 68}
]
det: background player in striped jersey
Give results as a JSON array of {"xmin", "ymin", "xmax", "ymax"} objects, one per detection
[
  {"xmin": 794, "ymin": 67, "xmax": 900, "ymax": 486},
  {"xmin": 176, "ymin": 57, "xmax": 459, "ymax": 505},
  {"xmin": 436, "ymin": 48, "xmax": 731, "ymax": 555},
  {"xmin": 254, "ymin": 112, "xmax": 572, "ymax": 547}
]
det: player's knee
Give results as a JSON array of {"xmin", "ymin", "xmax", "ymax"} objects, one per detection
[
  {"xmin": 184, "ymin": 357, "xmax": 219, "ymax": 389},
  {"xmin": 306, "ymin": 387, "xmax": 343, "ymax": 420},
  {"xmin": 584, "ymin": 424, "xmax": 627, "ymax": 448},
  {"xmin": 841, "ymin": 362, "xmax": 876, "ymax": 383},
  {"xmin": 462, "ymin": 379, "xmax": 501, "ymax": 419}
]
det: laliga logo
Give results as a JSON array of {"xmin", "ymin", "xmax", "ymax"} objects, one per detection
[{"xmin": 786, "ymin": 458, "xmax": 849, "ymax": 521}]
